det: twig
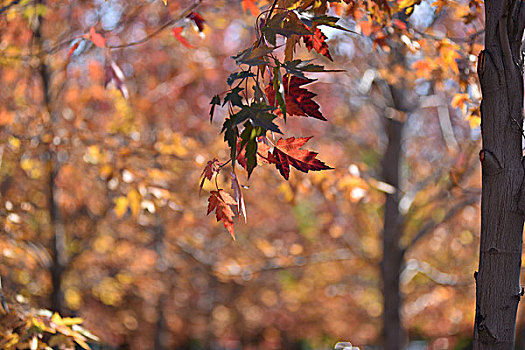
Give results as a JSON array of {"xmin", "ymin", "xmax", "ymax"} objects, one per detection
[
  {"xmin": 107, "ymin": 0, "xmax": 202, "ymax": 49},
  {"xmin": 0, "ymin": 0, "xmax": 21, "ymax": 15},
  {"xmin": 404, "ymin": 195, "xmax": 479, "ymax": 253}
]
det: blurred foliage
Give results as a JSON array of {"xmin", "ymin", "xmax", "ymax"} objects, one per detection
[{"xmin": 0, "ymin": 0, "xmax": 490, "ymax": 349}]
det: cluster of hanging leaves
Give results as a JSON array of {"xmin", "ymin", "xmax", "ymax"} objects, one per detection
[{"xmin": 200, "ymin": 0, "xmax": 362, "ymax": 239}]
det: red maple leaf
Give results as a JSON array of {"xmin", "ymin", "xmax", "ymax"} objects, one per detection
[
  {"xmin": 207, "ymin": 190, "xmax": 237, "ymax": 239},
  {"xmin": 172, "ymin": 27, "xmax": 195, "ymax": 48},
  {"xmin": 200, "ymin": 158, "xmax": 221, "ymax": 193},
  {"xmin": 88, "ymin": 26, "xmax": 106, "ymax": 48},
  {"xmin": 268, "ymin": 137, "xmax": 332, "ymax": 180},
  {"xmin": 187, "ymin": 12, "xmax": 205, "ymax": 32},
  {"xmin": 302, "ymin": 27, "xmax": 332, "ymax": 61},
  {"xmin": 266, "ymin": 76, "xmax": 326, "ymax": 121}
]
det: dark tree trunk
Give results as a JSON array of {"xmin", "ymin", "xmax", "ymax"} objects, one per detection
[
  {"xmin": 34, "ymin": 0, "xmax": 66, "ymax": 314},
  {"xmin": 474, "ymin": 1, "xmax": 525, "ymax": 348},
  {"xmin": 381, "ymin": 117, "xmax": 405, "ymax": 350}
]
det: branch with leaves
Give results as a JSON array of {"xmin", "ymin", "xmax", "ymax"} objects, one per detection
[{"xmin": 201, "ymin": 0, "xmax": 361, "ymax": 238}]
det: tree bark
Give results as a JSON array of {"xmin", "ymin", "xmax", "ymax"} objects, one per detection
[
  {"xmin": 381, "ymin": 117, "xmax": 405, "ymax": 350},
  {"xmin": 474, "ymin": 1, "xmax": 525, "ymax": 348},
  {"xmin": 34, "ymin": 0, "xmax": 66, "ymax": 313}
]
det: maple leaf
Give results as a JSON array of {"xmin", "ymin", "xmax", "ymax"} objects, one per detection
[
  {"xmin": 266, "ymin": 76, "xmax": 326, "ymax": 121},
  {"xmin": 88, "ymin": 26, "xmax": 106, "ymax": 48},
  {"xmin": 207, "ymin": 189, "xmax": 237, "ymax": 239},
  {"xmin": 187, "ymin": 12, "xmax": 205, "ymax": 32},
  {"xmin": 172, "ymin": 27, "xmax": 194, "ymax": 48},
  {"xmin": 268, "ymin": 136, "xmax": 332, "ymax": 180},
  {"xmin": 302, "ymin": 27, "xmax": 333, "ymax": 61},
  {"xmin": 200, "ymin": 158, "xmax": 221, "ymax": 193}
]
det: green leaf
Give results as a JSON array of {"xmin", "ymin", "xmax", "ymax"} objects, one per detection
[
  {"xmin": 223, "ymin": 87, "xmax": 244, "ymax": 107},
  {"xmin": 239, "ymin": 123, "xmax": 264, "ymax": 177},
  {"xmin": 232, "ymin": 44, "xmax": 276, "ymax": 66},
  {"xmin": 209, "ymin": 94, "xmax": 221, "ymax": 122},
  {"xmin": 251, "ymin": 112, "xmax": 282, "ymax": 133},
  {"xmin": 221, "ymin": 118, "xmax": 239, "ymax": 165},
  {"xmin": 227, "ymin": 71, "xmax": 256, "ymax": 86},
  {"xmin": 272, "ymin": 62, "xmax": 287, "ymax": 120},
  {"xmin": 262, "ymin": 11, "xmax": 312, "ymax": 46},
  {"xmin": 300, "ymin": 13, "xmax": 358, "ymax": 34},
  {"xmin": 283, "ymin": 59, "xmax": 344, "ymax": 79},
  {"xmin": 253, "ymin": 83, "xmax": 269, "ymax": 104}
]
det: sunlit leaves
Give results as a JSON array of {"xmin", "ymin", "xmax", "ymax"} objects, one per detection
[
  {"xmin": 266, "ymin": 75, "xmax": 326, "ymax": 120},
  {"xmin": 302, "ymin": 27, "xmax": 332, "ymax": 61},
  {"xmin": 267, "ymin": 136, "xmax": 332, "ymax": 180},
  {"xmin": 0, "ymin": 306, "xmax": 97, "ymax": 350},
  {"xmin": 200, "ymin": 158, "xmax": 221, "ymax": 193},
  {"xmin": 207, "ymin": 190, "xmax": 238, "ymax": 239}
]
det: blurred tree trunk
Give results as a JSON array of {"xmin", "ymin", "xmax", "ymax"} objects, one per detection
[
  {"xmin": 380, "ymin": 116, "xmax": 405, "ymax": 350},
  {"xmin": 34, "ymin": 0, "xmax": 66, "ymax": 313},
  {"xmin": 473, "ymin": 0, "xmax": 525, "ymax": 348}
]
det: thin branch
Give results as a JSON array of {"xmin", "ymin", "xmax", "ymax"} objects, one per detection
[
  {"xmin": 107, "ymin": 0, "xmax": 202, "ymax": 49},
  {"xmin": 0, "ymin": 0, "xmax": 21, "ymax": 15},
  {"xmin": 412, "ymin": 28, "xmax": 484, "ymax": 44},
  {"xmin": 404, "ymin": 195, "xmax": 479, "ymax": 253}
]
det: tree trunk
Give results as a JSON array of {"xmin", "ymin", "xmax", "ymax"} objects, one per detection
[
  {"xmin": 474, "ymin": 1, "xmax": 525, "ymax": 348},
  {"xmin": 34, "ymin": 0, "xmax": 66, "ymax": 313},
  {"xmin": 381, "ymin": 117, "xmax": 405, "ymax": 350}
]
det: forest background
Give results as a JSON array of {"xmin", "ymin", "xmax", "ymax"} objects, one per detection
[{"xmin": 0, "ymin": 0, "xmax": 515, "ymax": 349}]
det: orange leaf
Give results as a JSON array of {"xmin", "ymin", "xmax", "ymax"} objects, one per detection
[
  {"xmin": 200, "ymin": 158, "xmax": 221, "ymax": 194},
  {"xmin": 451, "ymin": 93, "xmax": 470, "ymax": 110},
  {"xmin": 207, "ymin": 190, "xmax": 237, "ymax": 239},
  {"xmin": 89, "ymin": 27, "xmax": 106, "ymax": 48},
  {"xmin": 172, "ymin": 27, "xmax": 195, "ymax": 48}
]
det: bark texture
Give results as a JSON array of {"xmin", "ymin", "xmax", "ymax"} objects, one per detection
[
  {"xmin": 474, "ymin": 1, "xmax": 525, "ymax": 348},
  {"xmin": 381, "ymin": 117, "xmax": 405, "ymax": 350}
]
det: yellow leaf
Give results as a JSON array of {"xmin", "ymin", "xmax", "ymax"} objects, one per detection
[
  {"xmin": 162, "ymin": 0, "xmax": 167, "ymax": 5},
  {"xmin": 451, "ymin": 93, "xmax": 469, "ymax": 110},
  {"xmin": 51, "ymin": 312, "xmax": 63, "ymax": 326},
  {"xmin": 468, "ymin": 115, "xmax": 481, "ymax": 129},
  {"xmin": 61, "ymin": 317, "xmax": 84, "ymax": 326},
  {"xmin": 113, "ymin": 196, "xmax": 128, "ymax": 218},
  {"xmin": 127, "ymin": 189, "xmax": 140, "ymax": 218}
]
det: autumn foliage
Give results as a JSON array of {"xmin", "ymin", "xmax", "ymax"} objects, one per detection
[{"xmin": 0, "ymin": 0, "xmax": 488, "ymax": 348}]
